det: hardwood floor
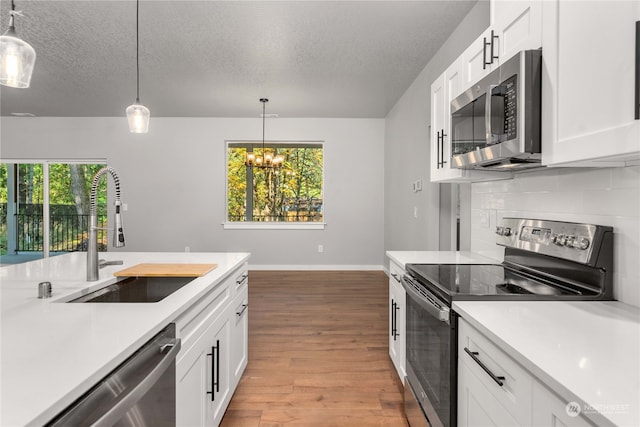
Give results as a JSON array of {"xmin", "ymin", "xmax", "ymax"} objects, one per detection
[{"xmin": 220, "ymin": 271, "xmax": 408, "ymax": 427}]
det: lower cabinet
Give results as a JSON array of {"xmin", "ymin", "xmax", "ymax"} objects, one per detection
[
  {"xmin": 458, "ymin": 318, "xmax": 598, "ymax": 427},
  {"xmin": 230, "ymin": 285, "xmax": 249, "ymax": 391},
  {"xmin": 388, "ymin": 260, "xmax": 406, "ymax": 381},
  {"xmin": 176, "ymin": 265, "xmax": 249, "ymax": 426},
  {"xmin": 177, "ymin": 310, "xmax": 231, "ymax": 427}
]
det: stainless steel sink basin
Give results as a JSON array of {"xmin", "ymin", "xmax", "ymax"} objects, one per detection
[{"xmin": 69, "ymin": 276, "xmax": 193, "ymax": 303}]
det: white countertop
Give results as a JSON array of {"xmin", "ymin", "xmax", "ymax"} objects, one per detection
[
  {"xmin": 386, "ymin": 250, "xmax": 499, "ymax": 267},
  {"xmin": 453, "ymin": 300, "xmax": 640, "ymax": 427},
  {"xmin": 0, "ymin": 251, "xmax": 250, "ymax": 426}
]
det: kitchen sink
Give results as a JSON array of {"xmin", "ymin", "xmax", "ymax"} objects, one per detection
[{"xmin": 68, "ymin": 276, "xmax": 194, "ymax": 303}]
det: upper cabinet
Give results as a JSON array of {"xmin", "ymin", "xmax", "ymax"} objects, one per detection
[
  {"xmin": 541, "ymin": 0, "xmax": 640, "ymax": 166},
  {"xmin": 461, "ymin": 1, "xmax": 542, "ymax": 88},
  {"xmin": 431, "ymin": 0, "xmax": 542, "ymax": 183}
]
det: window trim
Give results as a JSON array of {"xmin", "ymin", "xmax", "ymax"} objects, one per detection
[{"xmin": 225, "ymin": 140, "xmax": 325, "ymax": 228}]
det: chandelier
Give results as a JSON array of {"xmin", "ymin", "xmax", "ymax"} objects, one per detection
[
  {"xmin": 245, "ymin": 98, "xmax": 284, "ymax": 168},
  {"xmin": 0, "ymin": 0, "xmax": 36, "ymax": 88},
  {"xmin": 125, "ymin": 0, "xmax": 150, "ymax": 133}
]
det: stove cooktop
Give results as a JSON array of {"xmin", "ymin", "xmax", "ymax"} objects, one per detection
[{"xmin": 405, "ymin": 263, "xmax": 597, "ymax": 303}]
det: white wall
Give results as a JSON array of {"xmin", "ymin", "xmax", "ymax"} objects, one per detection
[
  {"xmin": 0, "ymin": 116, "xmax": 385, "ymax": 269},
  {"xmin": 384, "ymin": 1, "xmax": 489, "ymax": 256},
  {"xmin": 470, "ymin": 166, "xmax": 640, "ymax": 307}
]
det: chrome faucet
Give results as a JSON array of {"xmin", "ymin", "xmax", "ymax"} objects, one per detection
[{"xmin": 87, "ymin": 167, "xmax": 125, "ymax": 281}]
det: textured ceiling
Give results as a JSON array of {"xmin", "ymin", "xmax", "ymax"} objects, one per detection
[{"xmin": 0, "ymin": 0, "xmax": 476, "ymax": 118}]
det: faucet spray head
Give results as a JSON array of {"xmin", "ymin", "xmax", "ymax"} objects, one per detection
[{"xmin": 114, "ymin": 200, "xmax": 125, "ymax": 248}]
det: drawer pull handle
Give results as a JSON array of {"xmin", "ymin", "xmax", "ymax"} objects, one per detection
[
  {"xmin": 390, "ymin": 273, "xmax": 401, "ymax": 283},
  {"xmin": 236, "ymin": 303, "xmax": 248, "ymax": 317},
  {"xmin": 236, "ymin": 274, "xmax": 248, "ymax": 285},
  {"xmin": 464, "ymin": 347, "xmax": 506, "ymax": 387}
]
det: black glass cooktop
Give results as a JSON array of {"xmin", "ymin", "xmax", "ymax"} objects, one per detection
[{"xmin": 405, "ymin": 263, "xmax": 586, "ymax": 303}]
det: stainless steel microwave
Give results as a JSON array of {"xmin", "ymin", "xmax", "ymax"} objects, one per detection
[{"xmin": 450, "ymin": 49, "xmax": 542, "ymax": 170}]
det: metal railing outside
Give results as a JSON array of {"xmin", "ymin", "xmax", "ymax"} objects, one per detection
[{"xmin": 15, "ymin": 213, "xmax": 107, "ymax": 252}]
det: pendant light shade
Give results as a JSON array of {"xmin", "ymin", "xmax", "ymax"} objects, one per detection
[
  {"xmin": 126, "ymin": 101, "xmax": 150, "ymax": 133},
  {"xmin": 0, "ymin": 1, "xmax": 36, "ymax": 88},
  {"xmin": 126, "ymin": 0, "xmax": 149, "ymax": 133}
]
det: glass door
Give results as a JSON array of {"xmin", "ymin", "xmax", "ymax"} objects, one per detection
[{"xmin": 0, "ymin": 161, "xmax": 106, "ymax": 265}]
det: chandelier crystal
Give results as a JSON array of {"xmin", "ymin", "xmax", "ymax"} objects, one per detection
[{"xmin": 245, "ymin": 98, "xmax": 284, "ymax": 168}]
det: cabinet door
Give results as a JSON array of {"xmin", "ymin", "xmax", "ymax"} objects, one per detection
[
  {"xmin": 532, "ymin": 381, "xmax": 596, "ymax": 427},
  {"xmin": 176, "ymin": 333, "xmax": 209, "ymax": 426},
  {"xmin": 208, "ymin": 315, "xmax": 231, "ymax": 427},
  {"xmin": 388, "ymin": 261, "xmax": 406, "ymax": 381},
  {"xmin": 492, "ymin": 0, "xmax": 542, "ymax": 64},
  {"xmin": 542, "ymin": 0, "xmax": 640, "ymax": 166},
  {"xmin": 230, "ymin": 287, "xmax": 249, "ymax": 391},
  {"xmin": 458, "ymin": 362, "xmax": 520, "ymax": 427},
  {"xmin": 461, "ymin": 28, "xmax": 495, "ymax": 88}
]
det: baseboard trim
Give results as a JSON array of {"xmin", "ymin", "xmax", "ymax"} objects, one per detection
[{"xmin": 248, "ymin": 264, "xmax": 385, "ymax": 271}]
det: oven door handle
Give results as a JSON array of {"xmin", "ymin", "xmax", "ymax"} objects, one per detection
[{"xmin": 401, "ymin": 275, "xmax": 450, "ymax": 324}]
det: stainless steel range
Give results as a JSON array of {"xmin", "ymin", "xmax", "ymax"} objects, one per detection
[{"xmin": 401, "ymin": 218, "xmax": 614, "ymax": 427}]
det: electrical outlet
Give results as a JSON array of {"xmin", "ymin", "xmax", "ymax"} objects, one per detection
[{"xmin": 318, "ymin": 244, "xmax": 324, "ymax": 253}]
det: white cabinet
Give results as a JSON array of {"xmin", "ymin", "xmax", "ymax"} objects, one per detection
[
  {"xmin": 458, "ymin": 318, "xmax": 600, "ymax": 427},
  {"xmin": 542, "ymin": 0, "xmax": 640, "ymax": 166},
  {"xmin": 177, "ymin": 310, "xmax": 231, "ymax": 427},
  {"xmin": 388, "ymin": 260, "xmax": 405, "ymax": 381},
  {"xmin": 461, "ymin": 0, "xmax": 542, "ymax": 88},
  {"xmin": 230, "ymin": 284, "xmax": 248, "ymax": 391},
  {"xmin": 458, "ymin": 362, "xmax": 520, "ymax": 426},
  {"xmin": 175, "ymin": 264, "xmax": 249, "ymax": 427},
  {"xmin": 458, "ymin": 319, "xmax": 533, "ymax": 426},
  {"xmin": 532, "ymin": 382, "xmax": 597, "ymax": 427}
]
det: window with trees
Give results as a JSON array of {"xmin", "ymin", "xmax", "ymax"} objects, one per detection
[
  {"xmin": 1, "ymin": 161, "xmax": 107, "ymax": 263},
  {"xmin": 226, "ymin": 142, "xmax": 323, "ymax": 227}
]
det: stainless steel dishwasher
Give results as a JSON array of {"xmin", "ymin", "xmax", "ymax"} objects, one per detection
[{"xmin": 47, "ymin": 324, "xmax": 180, "ymax": 427}]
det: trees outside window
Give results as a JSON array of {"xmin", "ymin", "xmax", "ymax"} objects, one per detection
[
  {"xmin": 227, "ymin": 142, "xmax": 323, "ymax": 223},
  {"xmin": 0, "ymin": 162, "xmax": 107, "ymax": 261}
]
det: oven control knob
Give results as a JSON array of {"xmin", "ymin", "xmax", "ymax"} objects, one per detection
[
  {"xmin": 553, "ymin": 234, "xmax": 565, "ymax": 245},
  {"xmin": 503, "ymin": 227, "xmax": 512, "ymax": 237},
  {"xmin": 573, "ymin": 237, "xmax": 590, "ymax": 250}
]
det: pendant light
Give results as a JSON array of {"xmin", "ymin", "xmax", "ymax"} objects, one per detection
[
  {"xmin": 245, "ymin": 98, "xmax": 284, "ymax": 169},
  {"xmin": 0, "ymin": 0, "xmax": 36, "ymax": 88},
  {"xmin": 126, "ymin": 0, "xmax": 150, "ymax": 133}
]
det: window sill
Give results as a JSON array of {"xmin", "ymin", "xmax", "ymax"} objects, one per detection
[{"xmin": 223, "ymin": 222, "xmax": 326, "ymax": 230}]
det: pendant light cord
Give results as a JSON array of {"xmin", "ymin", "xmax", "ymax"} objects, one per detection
[{"xmin": 135, "ymin": 0, "xmax": 140, "ymax": 103}]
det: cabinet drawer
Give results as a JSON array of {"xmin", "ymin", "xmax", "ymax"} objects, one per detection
[
  {"xmin": 232, "ymin": 264, "xmax": 249, "ymax": 297},
  {"xmin": 389, "ymin": 261, "xmax": 404, "ymax": 288},
  {"xmin": 458, "ymin": 319, "xmax": 533, "ymax": 425},
  {"xmin": 176, "ymin": 280, "xmax": 231, "ymax": 350}
]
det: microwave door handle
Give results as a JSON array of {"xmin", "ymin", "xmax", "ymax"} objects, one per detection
[{"xmin": 485, "ymin": 84, "xmax": 498, "ymax": 144}]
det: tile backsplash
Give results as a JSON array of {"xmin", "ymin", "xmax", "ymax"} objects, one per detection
[{"xmin": 470, "ymin": 166, "xmax": 640, "ymax": 307}]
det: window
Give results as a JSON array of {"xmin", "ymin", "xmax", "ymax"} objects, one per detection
[
  {"xmin": 1, "ymin": 161, "xmax": 107, "ymax": 264},
  {"xmin": 226, "ymin": 142, "xmax": 323, "ymax": 229}
]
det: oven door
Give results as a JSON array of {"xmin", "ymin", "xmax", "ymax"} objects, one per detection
[{"xmin": 402, "ymin": 275, "xmax": 457, "ymax": 427}]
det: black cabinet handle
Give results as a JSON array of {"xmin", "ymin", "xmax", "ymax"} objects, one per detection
[
  {"xmin": 436, "ymin": 130, "xmax": 441, "ymax": 169},
  {"xmin": 391, "ymin": 299, "xmax": 396, "ymax": 338},
  {"xmin": 440, "ymin": 130, "xmax": 447, "ymax": 166},
  {"xmin": 490, "ymin": 30, "xmax": 499, "ymax": 65},
  {"xmin": 464, "ymin": 347, "xmax": 506, "ymax": 387},
  {"xmin": 391, "ymin": 273, "xmax": 401, "ymax": 283},
  {"xmin": 207, "ymin": 339, "xmax": 221, "ymax": 401},
  {"xmin": 236, "ymin": 274, "xmax": 248, "ymax": 285},
  {"xmin": 236, "ymin": 303, "xmax": 249, "ymax": 317},
  {"xmin": 483, "ymin": 35, "xmax": 489, "ymax": 70},
  {"xmin": 391, "ymin": 299, "xmax": 400, "ymax": 341},
  {"xmin": 635, "ymin": 21, "xmax": 639, "ymax": 120}
]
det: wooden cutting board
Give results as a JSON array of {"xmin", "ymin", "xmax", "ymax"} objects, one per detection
[{"xmin": 114, "ymin": 263, "xmax": 217, "ymax": 277}]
